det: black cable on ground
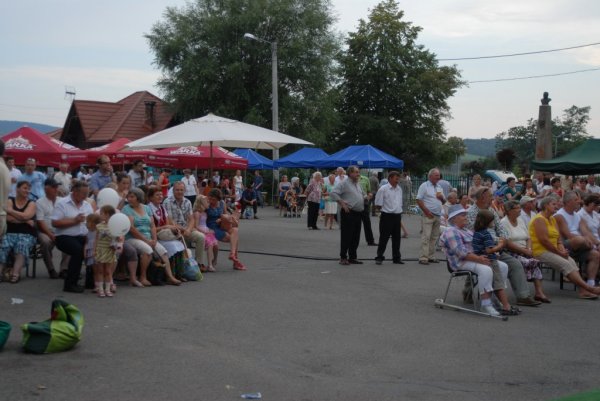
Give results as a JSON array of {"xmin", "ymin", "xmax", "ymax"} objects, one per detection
[{"xmin": 221, "ymin": 248, "xmax": 445, "ymax": 262}]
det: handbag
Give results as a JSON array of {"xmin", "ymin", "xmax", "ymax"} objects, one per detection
[
  {"xmin": 147, "ymin": 250, "xmax": 166, "ymax": 286},
  {"xmin": 157, "ymin": 228, "xmax": 180, "ymax": 241},
  {"xmin": 180, "ymin": 238, "xmax": 203, "ymax": 281}
]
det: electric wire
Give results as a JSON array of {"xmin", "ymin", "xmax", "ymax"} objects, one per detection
[
  {"xmin": 439, "ymin": 41, "xmax": 600, "ymax": 61},
  {"xmin": 468, "ymin": 67, "xmax": 600, "ymax": 83}
]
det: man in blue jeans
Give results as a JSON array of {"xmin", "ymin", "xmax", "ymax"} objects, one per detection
[{"xmin": 52, "ymin": 181, "xmax": 93, "ymax": 293}]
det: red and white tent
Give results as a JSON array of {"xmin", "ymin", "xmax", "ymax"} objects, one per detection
[
  {"xmin": 3, "ymin": 126, "xmax": 87, "ymax": 167},
  {"xmin": 146, "ymin": 146, "xmax": 248, "ymax": 169},
  {"xmin": 85, "ymin": 138, "xmax": 159, "ymax": 165}
]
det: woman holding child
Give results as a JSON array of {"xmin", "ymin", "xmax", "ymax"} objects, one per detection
[{"xmin": 206, "ymin": 188, "xmax": 245, "ymax": 271}]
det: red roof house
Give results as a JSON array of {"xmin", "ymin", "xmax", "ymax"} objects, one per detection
[{"xmin": 59, "ymin": 91, "xmax": 177, "ymax": 149}]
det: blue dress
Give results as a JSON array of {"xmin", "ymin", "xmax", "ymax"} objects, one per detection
[{"xmin": 206, "ymin": 201, "xmax": 226, "ymax": 241}]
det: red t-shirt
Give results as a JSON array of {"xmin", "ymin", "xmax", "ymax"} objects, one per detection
[{"xmin": 159, "ymin": 174, "xmax": 169, "ymax": 197}]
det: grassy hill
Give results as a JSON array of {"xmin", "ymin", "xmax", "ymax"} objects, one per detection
[
  {"xmin": 463, "ymin": 138, "xmax": 496, "ymax": 157},
  {"xmin": 0, "ymin": 120, "xmax": 59, "ymax": 135}
]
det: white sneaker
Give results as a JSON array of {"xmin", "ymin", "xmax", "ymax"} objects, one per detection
[{"xmin": 481, "ymin": 304, "xmax": 500, "ymax": 316}]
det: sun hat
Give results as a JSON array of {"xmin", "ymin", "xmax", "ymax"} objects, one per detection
[{"xmin": 448, "ymin": 204, "xmax": 468, "ymax": 220}]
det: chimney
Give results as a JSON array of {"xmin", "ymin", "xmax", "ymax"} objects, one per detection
[{"xmin": 144, "ymin": 101, "xmax": 156, "ymax": 129}]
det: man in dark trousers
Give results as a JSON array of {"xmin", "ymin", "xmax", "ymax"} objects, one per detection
[
  {"xmin": 374, "ymin": 171, "xmax": 404, "ymax": 265},
  {"xmin": 329, "ymin": 166, "xmax": 365, "ymax": 266},
  {"xmin": 359, "ymin": 173, "xmax": 377, "ymax": 246}
]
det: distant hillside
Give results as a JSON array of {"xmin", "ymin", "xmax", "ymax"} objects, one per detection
[
  {"xmin": 0, "ymin": 120, "xmax": 59, "ymax": 135},
  {"xmin": 463, "ymin": 138, "xmax": 496, "ymax": 157}
]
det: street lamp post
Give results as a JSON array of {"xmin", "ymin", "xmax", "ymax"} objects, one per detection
[
  {"xmin": 243, "ymin": 33, "xmax": 279, "ymax": 180},
  {"xmin": 554, "ymin": 132, "xmax": 567, "ymax": 157}
]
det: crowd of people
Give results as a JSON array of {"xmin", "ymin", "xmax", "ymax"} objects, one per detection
[
  {"xmin": 0, "ymin": 149, "xmax": 253, "ymax": 296},
  {"xmin": 4, "ymin": 136, "xmax": 600, "ymax": 314},
  {"xmin": 438, "ymin": 170, "xmax": 600, "ymax": 316}
]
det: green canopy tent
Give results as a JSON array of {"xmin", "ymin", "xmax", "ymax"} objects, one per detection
[{"xmin": 530, "ymin": 138, "xmax": 600, "ymax": 174}]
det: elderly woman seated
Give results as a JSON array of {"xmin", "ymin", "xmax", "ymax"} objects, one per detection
[
  {"xmin": 440, "ymin": 204, "xmax": 511, "ymax": 316},
  {"xmin": 529, "ymin": 196, "xmax": 600, "ymax": 299},
  {"xmin": 0, "ymin": 181, "xmax": 37, "ymax": 283},
  {"xmin": 501, "ymin": 200, "xmax": 550, "ymax": 303}
]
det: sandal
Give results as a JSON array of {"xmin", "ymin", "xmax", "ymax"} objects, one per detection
[
  {"xmin": 207, "ymin": 265, "xmax": 216, "ymax": 272},
  {"xmin": 233, "ymin": 260, "xmax": 246, "ymax": 271},
  {"xmin": 167, "ymin": 278, "xmax": 182, "ymax": 286},
  {"xmin": 9, "ymin": 274, "xmax": 20, "ymax": 284},
  {"xmin": 500, "ymin": 306, "xmax": 521, "ymax": 316}
]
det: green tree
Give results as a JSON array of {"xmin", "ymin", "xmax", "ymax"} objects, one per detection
[
  {"xmin": 333, "ymin": 0, "xmax": 463, "ymax": 173},
  {"xmin": 146, "ymin": 0, "xmax": 341, "ymax": 146},
  {"xmin": 495, "ymin": 105, "xmax": 591, "ymax": 172}
]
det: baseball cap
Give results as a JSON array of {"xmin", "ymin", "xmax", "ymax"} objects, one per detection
[{"xmin": 448, "ymin": 204, "xmax": 467, "ymax": 220}]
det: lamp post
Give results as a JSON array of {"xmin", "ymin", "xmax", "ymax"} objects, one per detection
[
  {"xmin": 554, "ymin": 132, "xmax": 567, "ymax": 157},
  {"xmin": 243, "ymin": 33, "xmax": 279, "ymax": 180}
]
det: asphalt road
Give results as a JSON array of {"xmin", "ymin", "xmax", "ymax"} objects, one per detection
[{"xmin": 1, "ymin": 207, "xmax": 598, "ymax": 401}]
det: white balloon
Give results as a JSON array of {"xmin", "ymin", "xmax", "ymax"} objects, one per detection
[
  {"xmin": 97, "ymin": 188, "xmax": 120, "ymax": 208},
  {"xmin": 108, "ymin": 213, "xmax": 131, "ymax": 237}
]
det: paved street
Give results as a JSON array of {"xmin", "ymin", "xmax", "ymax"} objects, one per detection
[{"xmin": 1, "ymin": 207, "xmax": 598, "ymax": 401}]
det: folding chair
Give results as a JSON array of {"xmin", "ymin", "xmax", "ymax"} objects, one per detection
[{"xmin": 434, "ymin": 261, "xmax": 507, "ymax": 321}]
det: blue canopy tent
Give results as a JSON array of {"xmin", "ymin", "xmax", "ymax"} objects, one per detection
[
  {"xmin": 273, "ymin": 147, "xmax": 329, "ymax": 168},
  {"xmin": 233, "ymin": 148, "xmax": 274, "ymax": 170},
  {"xmin": 315, "ymin": 145, "xmax": 403, "ymax": 169}
]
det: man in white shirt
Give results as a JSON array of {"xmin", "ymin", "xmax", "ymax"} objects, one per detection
[
  {"xmin": 554, "ymin": 191, "xmax": 599, "ymax": 289},
  {"xmin": 519, "ymin": 196, "xmax": 537, "ymax": 227},
  {"xmin": 53, "ymin": 162, "xmax": 72, "ymax": 197},
  {"xmin": 36, "ymin": 178, "xmax": 70, "ymax": 279},
  {"xmin": 181, "ymin": 169, "xmax": 199, "ymax": 205},
  {"xmin": 333, "ymin": 167, "xmax": 346, "ymax": 187},
  {"xmin": 374, "ymin": 171, "xmax": 403, "ymax": 265},
  {"xmin": 0, "ymin": 144, "xmax": 11, "ymax": 239},
  {"xmin": 5, "ymin": 156, "xmax": 21, "ymax": 198},
  {"xmin": 586, "ymin": 175, "xmax": 600, "ymax": 194},
  {"xmin": 127, "ymin": 159, "xmax": 146, "ymax": 188},
  {"xmin": 416, "ymin": 168, "xmax": 444, "ymax": 265},
  {"xmin": 52, "ymin": 181, "xmax": 94, "ymax": 293},
  {"xmin": 212, "ymin": 171, "xmax": 220, "ymax": 187}
]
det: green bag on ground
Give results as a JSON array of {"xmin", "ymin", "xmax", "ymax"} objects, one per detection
[{"xmin": 21, "ymin": 299, "xmax": 84, "ymax": 354}]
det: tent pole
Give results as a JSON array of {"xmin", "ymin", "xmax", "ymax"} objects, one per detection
[{"xmin": 209, "ymin": 141, "xmax": 213, "ymax": 179}]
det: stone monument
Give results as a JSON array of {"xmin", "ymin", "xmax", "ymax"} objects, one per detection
[{"xmin": 535, "ymin": 92, "xmax": 553, "ymax": 160}]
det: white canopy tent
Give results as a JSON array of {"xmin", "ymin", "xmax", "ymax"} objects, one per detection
[{"xmin": 126, "ymin": 113, "xmax": 312, "ymax": 150}]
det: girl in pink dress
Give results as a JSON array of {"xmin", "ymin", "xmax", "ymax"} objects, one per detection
[{"xmin": 193, "ymin": 196, "xmax": 219, "ymax": 272}]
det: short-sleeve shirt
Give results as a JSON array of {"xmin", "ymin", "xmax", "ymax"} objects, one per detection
[
  {"xmin": 122, "ymin": 204, "xmax": 153, "ymax": 240},
  {"xmin": 163, "ymin": 197, "xmax": 193, "ymax": 228},
  {"xmin": 374, "ymin": 183, "xmax": 403, "ymax": 214},
  {"xmin": 19, "ymin": 171, "xmax": 46, "ymax": 200},
  {"xmin": 182, "ymin": 175, "xmax": 197, "ymax": 196},
  {"xmin": 501, "ymin": 216, "xmax": 529, "ymax": 248},
  {"xmin": 416, "ymin": 180, "xmax": 443, "ymax": 216},
  {"xmin": 90, "ymin": 171, "xmax": 114, "ymax": 193},
  {"xmin": 472, "ymin": 229, "xmax": 498, "ymax": 260},
  {"xmin": 52, "ymin": 195, "xmax": 93, "ymax": 237},
  {"xmin": 36, "ymin": 196, "xmax": 60, "ymax": 233}
]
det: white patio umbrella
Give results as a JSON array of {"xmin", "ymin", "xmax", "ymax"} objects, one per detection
[
  {"xmin": 126, "ymin": 113, "xmax": 312, "ymax": 150},
  {"xmin": 127, "ymin": 113, "xmax": 312, "ymax": 205}
]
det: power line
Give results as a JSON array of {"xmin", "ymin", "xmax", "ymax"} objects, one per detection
[
  {"xmin": 439, "ymin": 41, "xmax": 600, "ymax": 61},
  {"xmin": 468, "ymin": 67, "xmax": 600, "ymax": 83}
]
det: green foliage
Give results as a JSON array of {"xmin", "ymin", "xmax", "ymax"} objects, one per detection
[
  {"xmin": 146, "ymin": 0, "xmax": 341, "ymax": 146},
  {"xmin": 333, "ymin": 0, "xmax": 464, "ymax": 174},
  {"xmin": 495, "ymin": 105, "xmax": 592, "ymax": 173},
  {"xmin": 496, "ymin": 148, "xmax": 516, "ymax": 171}
]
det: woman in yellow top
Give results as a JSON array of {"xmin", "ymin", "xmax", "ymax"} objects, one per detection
[{"xmin": 529, "ymin": 196, "xmax": 600, "ymax": 299}]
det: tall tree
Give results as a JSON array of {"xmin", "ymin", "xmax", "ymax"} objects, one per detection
[
  {"xmin": 333, "ymin": 0, "xmax": 463, "ymax": 173},
  {"xmin": 146, "ymin": 0, "xmax": 341, "ymax": 146}
]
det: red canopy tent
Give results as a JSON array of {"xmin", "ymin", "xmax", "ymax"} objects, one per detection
[
  {"xmin": 145, "ymin": 146, "xmax": 248, "ymax": 170},
  {"xmin": 3, "ymin": 126, "xmax": 87, "ymax": 167},
  {"xmin": 85, "ymin": 138, "xmax": 158, "ymax": 165}
]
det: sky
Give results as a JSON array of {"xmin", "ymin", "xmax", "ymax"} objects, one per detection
[{"xmin": 1, "ymin": 0, "xmax": 599, "ymax": 139}]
